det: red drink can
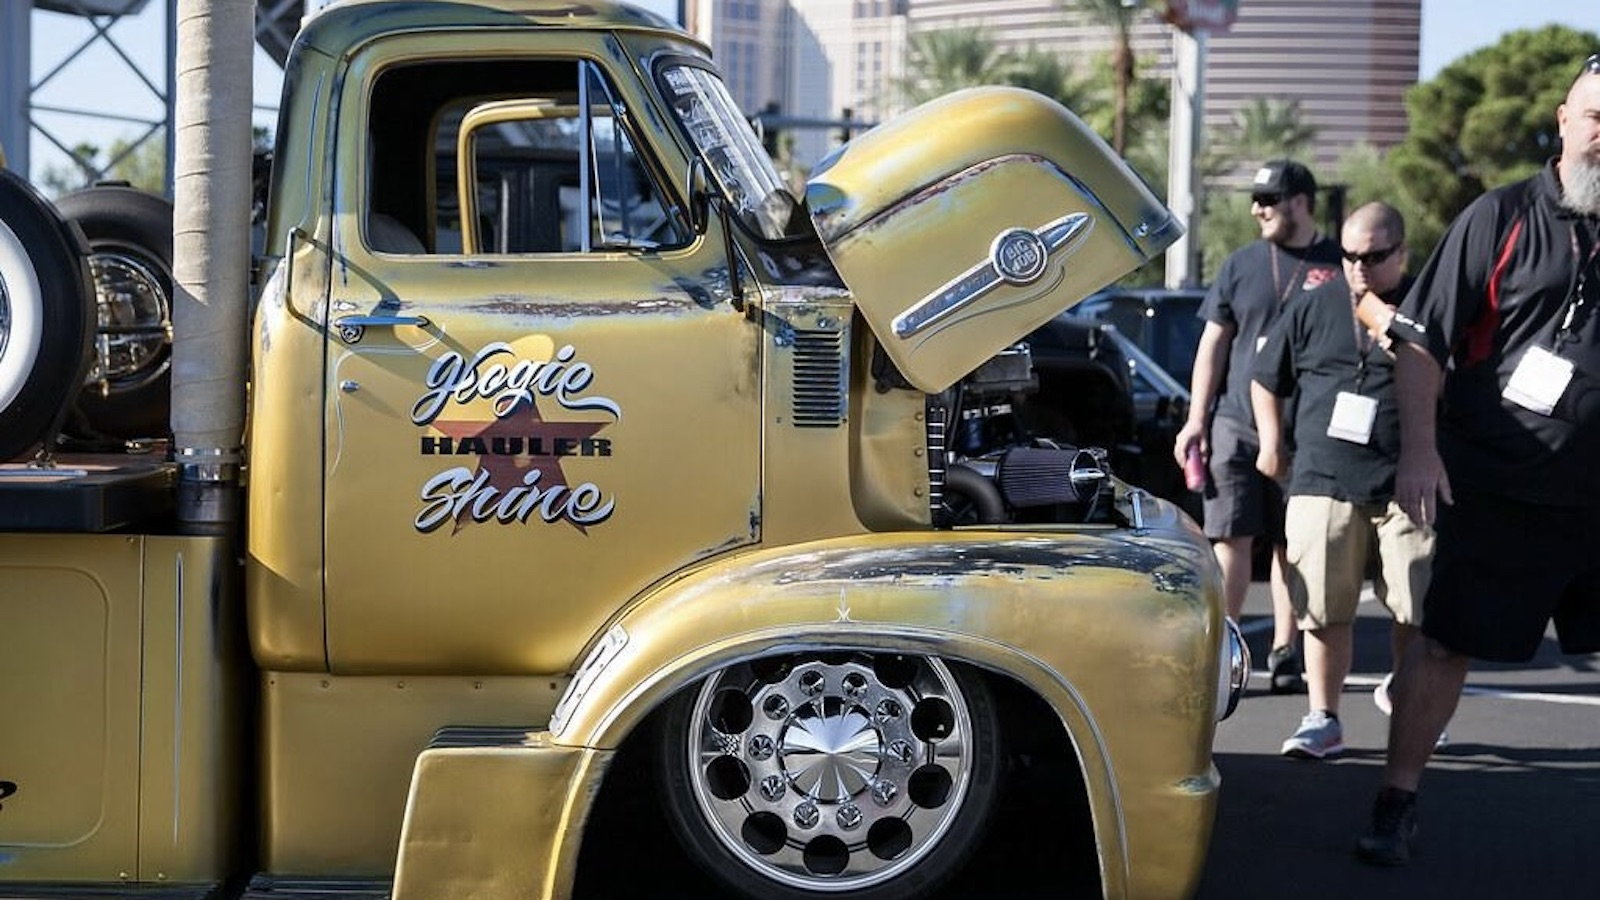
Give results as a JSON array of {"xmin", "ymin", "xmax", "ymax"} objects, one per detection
[{"xmin": 1184, "ymin": 446, "xmax": 1207, "ymax": 492}]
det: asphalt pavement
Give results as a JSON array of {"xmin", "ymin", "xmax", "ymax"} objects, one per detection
[{"xmin": 1197, "ymin": 580, "xmax": 1600, "ymax": 900}]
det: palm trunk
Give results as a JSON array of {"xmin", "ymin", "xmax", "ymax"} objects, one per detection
[{"xmin": 1112, "ymin": 34, "xmax": 1132, "ymax": 155}]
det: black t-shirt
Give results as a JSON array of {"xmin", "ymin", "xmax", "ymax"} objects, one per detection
[
  {"xmin": 1255, "ymin": 275, "xmax": 1414, "ymax": 503},
  {"xmin": 1199, "ymin": 236, "xmax": 1343, "ymax": 428},
  {"xmin": 1391, "ymin": 161, "xmax": 1600, "ymax": 506}
]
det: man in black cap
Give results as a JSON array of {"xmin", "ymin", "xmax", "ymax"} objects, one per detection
[{"xmin": 1174, "ymin": 159, "xmax": 1342, "ymax": 689}]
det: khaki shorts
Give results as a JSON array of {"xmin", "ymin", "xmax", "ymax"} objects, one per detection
[{"xmin": 1284, "ymin": 495, "xmax": 1434, "ymax": 629}]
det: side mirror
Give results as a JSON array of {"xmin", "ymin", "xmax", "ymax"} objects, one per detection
[{"xmin": 687, "ymin": 157, "xmax": 712, "ymax": 235}]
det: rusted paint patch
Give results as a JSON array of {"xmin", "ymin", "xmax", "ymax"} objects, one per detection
[
  {"xmin": 463, "ymin": 296, "xmax": 702, "ymax": 317},
  {"xmin": 819, "ymin": 153, "xmax": 1052, "ymax": 242},
  {"xmin": 762, "ymin": 538, "xmax": 1192, "ymax": 590}
]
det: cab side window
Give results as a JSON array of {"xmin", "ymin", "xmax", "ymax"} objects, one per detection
[{"xmin": 364, "ymin": 58, "xmax": 687, "ymax": 255}]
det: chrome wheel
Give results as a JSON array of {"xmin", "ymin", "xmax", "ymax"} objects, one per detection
[
  {"xmin": 54, "ymin": 184, "xmax": 174, "ymax": 440},
  {"xmin": 84, "ymin": 245, "xmax": 170, "ymax": 392},
  {"xmin": 677, "ymin": 653, "xmax": 991, "ymax": 894}
]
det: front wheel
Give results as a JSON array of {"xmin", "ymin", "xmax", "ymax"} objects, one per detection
[{"xmin": 657, "ymin": 652, "xmax": 1000, "ymax": 900}]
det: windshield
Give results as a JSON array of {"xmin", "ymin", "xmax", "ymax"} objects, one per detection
[{"xmin": 659, "ymin": 63, "xmax": 797, "ymax": 240}]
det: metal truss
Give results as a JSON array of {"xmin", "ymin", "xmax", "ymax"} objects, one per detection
[{"xmin": 4, "ymin": 0, "xmax": 303, "ymax": 189}]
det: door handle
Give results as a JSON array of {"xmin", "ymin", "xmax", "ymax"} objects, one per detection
[{"xmin": 334, "ymin": 314, "xmax": 431, "ymax": 344}]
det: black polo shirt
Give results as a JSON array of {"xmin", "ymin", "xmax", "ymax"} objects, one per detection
[
  {"xmin": 1391, "ymin": 161, "xmax": 1600, "ymax": 506},
  {"xmin": 1254, "ymin": 276, "xmax": 1414, "ymax": 504},
  {"xmin": 1199, "ymin": 236, "xmax": 1343, "ymax": 429}
]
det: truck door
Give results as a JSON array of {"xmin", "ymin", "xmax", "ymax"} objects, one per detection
[{"xmin": 319, "ymin": 42, "xmax": 759, "ymax": 673}]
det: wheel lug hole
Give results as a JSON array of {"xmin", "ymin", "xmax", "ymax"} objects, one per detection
[
  {"xmin": 842, "ymin": 673, "xmax": 868, "ymax": 699},
  {"xmin": 759, "ymin": 774, "xmax": 787, "ymax": 801},
  {"xmin": 871, "ymin": 778, "xmax": 898, "ymax": 806},
  {"xmin": 874, "ymin": 698, "xmax": 903, "ymax": 723},
  {"xmin": 837, "ymin": 804, "xmax": 864, "ymax": 830},
  {"xmin": 798, "ymin": 670, "xmax": 825, "ymax": 697},
  {"xmin": 763, "ymin": 695, "xmax": 790, "ymax": 720},
  {"xmin": 886, "ymin": 739, "xmax": 914, "ymax": 765},
  {"xmin": 748, "ymin": 734, "xmax": 775, "ymax": 760},
  {"xmin": 794, "ymin": 801, "xmax": 820, "ymax": 829}
]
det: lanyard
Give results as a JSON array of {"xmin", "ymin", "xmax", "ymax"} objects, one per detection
[
  {"xmin": 1558, "ymin": 222, "xmax": 1600, "ymax": 343},
  {"xmin": 1268, "ymin": 240, "xmax": 1311, "ymax": 308},
  {"xmin": 1347, "ymin": 290, "xmax": 1373, "ymax": 391}
]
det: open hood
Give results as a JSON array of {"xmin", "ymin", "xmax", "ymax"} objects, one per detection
[{"xmin": 804, "ymin": 87, "xmax": 1180, "ymax": 393}]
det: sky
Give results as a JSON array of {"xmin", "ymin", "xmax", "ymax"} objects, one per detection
[
  {"xmin": 15, "ymin": 0, "xmax": 1595, "ymax": 182},
  {"xmin": 1417, "ymin": 0, "xmax": 1593, "ymax": 78}
]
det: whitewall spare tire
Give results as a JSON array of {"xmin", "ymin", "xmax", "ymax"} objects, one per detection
[{"xmin": 0, "ymin": 169, "xmax": 95, "ymax": 461}]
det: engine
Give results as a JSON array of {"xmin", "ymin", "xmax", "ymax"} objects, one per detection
[{"xmin": 928, "ymin": 342, "xmax": 1121, "ymax": 527}]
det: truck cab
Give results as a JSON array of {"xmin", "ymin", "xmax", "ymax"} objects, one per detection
[{"xmin": 0, "ymin": 3, "xmax": 1244, "ymax": 898}]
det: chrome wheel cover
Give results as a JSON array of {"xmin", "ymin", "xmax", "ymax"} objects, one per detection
[
  {"xmin": 686, "ymin": 653, "xmax": 975, "ymax": 892},
  {"xmin": 85, "ymin": 245, "xmax": 169, "ymax": 389}
]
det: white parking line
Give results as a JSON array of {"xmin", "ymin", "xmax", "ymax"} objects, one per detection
[{"xmin": 1239, "ymin": 586, "xmax": 1600, "ymax": 706}]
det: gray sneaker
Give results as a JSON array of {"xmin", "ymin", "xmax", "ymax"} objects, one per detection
[{"xmin": 1281, "ymin": 710, "xmax": 1344, "ymax": 759}]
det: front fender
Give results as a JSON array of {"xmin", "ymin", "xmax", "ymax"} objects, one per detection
[{"xmin": 551, "ymin": 526, "xmax": 1224, "ymax": 898}]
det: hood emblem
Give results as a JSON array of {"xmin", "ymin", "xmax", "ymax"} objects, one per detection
[
  {"xmin": 891, "ymin": 212, "xmax": 1094, "ymax": 339},
  {"xmin": 993, "ymin": 228, "xmax": 1049, "ymax": 285}
]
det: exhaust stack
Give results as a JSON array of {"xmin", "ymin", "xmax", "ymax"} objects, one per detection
[{"xmin": 171, "ymin": 0, "xmax": 253, "ymax": 525}]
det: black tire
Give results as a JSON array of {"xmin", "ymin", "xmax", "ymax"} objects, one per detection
[
  {"xmin": 54, "ymin": 184, "xmax": 174, "ymax": 440},
  {"xmin": 657, "ymin": 653, "xmax": 1001, "ymax": 900},
  {"xmin": 0, "ymin": 169, "xmax": 96, "ymax": 461}
]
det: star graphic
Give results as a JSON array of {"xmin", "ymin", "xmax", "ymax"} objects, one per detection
[{"xmin": 431, "ymin": 401, "xmax": 609, "ymax": 534}]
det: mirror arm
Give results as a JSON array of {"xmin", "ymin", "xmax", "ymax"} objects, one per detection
[{"xmin": 715, "ymin": 196, "xmax": 745, "ymax": 313}]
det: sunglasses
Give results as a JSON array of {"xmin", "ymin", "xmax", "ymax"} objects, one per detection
[
  {"xmin": 1584, "ymin": 53, "xmax": 1600, "ymax": 75},
  {"xmin": 1250, "ymin": 193, "xmax": 1283, "ymax": 207},
  {"xmin": 1342, "ymin": 243, "xmax": 1403, "ymax": 266}
]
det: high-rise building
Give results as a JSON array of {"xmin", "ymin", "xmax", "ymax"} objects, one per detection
[
  {"xmin": 907, "ymin": 1, "xmax": 1421, "ymax": 178},
  {"xmin": 690, "ymin": 0, "xmax": 1421, "ymax": 180},
  {"xmin": 689, "ymin": 0, "xmax": 907, "ymax": 165}
]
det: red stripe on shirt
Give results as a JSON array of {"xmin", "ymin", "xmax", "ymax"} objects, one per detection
[{"xmin": 1462, "ymin": 216, "xmax": 1524, "ymax": 368}]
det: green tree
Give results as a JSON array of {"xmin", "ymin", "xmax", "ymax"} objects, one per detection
[
  {"xmin": 1076, "ymin": 50, "xmax": 1169, "ymax": 187},
  {"xmin": 39, "ymin": 131, "xmax": 168, "ymax": 197},
  {"xmin": 39, "ymin": 141, "xmax": 102, "ymax": 196},
  {"xmin": 896, "ymin": 28, "xmax": 1014, "ymax": 106},
  {"xmin": 1332, "ymin": 141, "xmax": 1447, "ymax": 273},
  {"xmin": 1386, "ymin": 24, "xmax": 1598, "ymax": 235},
  {"xmin": 1059, "ymin": 0, "xmax": 1149, "ymax": 155},
  {"xmin": 1203, "ymin": 97, "xmax": 1316, "ymax": 179},
  {"xmin": 1006, "ymin": 45, "xmax": 1097, "ymax": 112},
  {"xmin": 104, "ymin": 133, "xmax": 167, "ymax": 193}
]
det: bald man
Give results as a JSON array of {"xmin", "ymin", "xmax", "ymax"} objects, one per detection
[
  {"xmin": 1356, "ymin": 56, "xmax": 1600, "ymax": 866},
  {"xmin": 1251, "ymin": 202, "xmax": 1432, "ymax": 763}
]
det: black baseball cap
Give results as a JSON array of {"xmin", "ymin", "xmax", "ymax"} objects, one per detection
[{"xmin": 1244, "ymin": 159, "xmax": 1317, "ymax": 199}]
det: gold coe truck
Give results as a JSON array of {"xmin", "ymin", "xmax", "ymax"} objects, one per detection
[{"xmin": 0, "ymin": 2, "xmax": 1245, "ymax": 898}]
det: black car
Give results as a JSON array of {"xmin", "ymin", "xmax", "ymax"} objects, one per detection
[
  {"xmin": 1071, "ymin": 287, "xmax": 1205, "ymax": 388},
  {"xmin": 1063, "ymin": 288, "xmax": 1207, "ymax": 514}
]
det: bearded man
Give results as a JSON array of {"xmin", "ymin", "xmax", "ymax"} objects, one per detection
[
  {"xmin": 1356, "ymin": 55, "xmax": 1600, "ymax": 866},
  {"xmin": 1174, "ymin": 159, "xmax": 1341, "ymax": 692}
]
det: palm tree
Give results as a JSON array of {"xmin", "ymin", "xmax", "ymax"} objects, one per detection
[
  {"xmin": 1226, "ymin": 97, "xmax": 1317, "ymax": 161},
  {"xmin": 1060, "ymin": 0, "xmax": 1146, "ymax": 154},
  {"xmin": 896, "ymin": 28, "xmax": 1013, "ymax": 106},
  {"xmin": 1005, "ymin": 46, "xmax": 1098, "ymax": 112}
]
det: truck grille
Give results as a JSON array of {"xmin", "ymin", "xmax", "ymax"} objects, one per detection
[{"xmin": 792, "ymin": 328, "xmax": 846, "ymax": 427}]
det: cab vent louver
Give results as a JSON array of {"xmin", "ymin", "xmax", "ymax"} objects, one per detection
[{"xmin": 792, "ymin": 328, "xmax": 846, "ymax": 427}]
